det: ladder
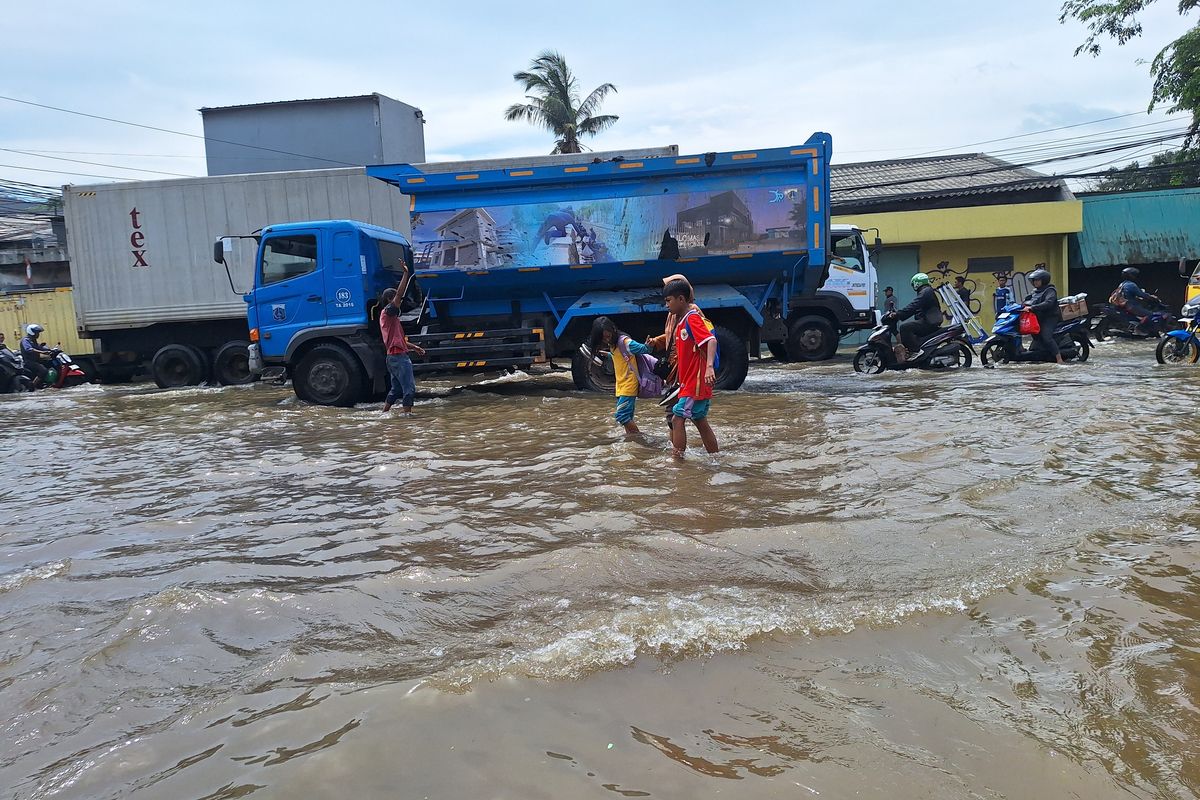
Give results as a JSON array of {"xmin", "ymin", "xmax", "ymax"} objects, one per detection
[{"xmin": 936, "ymin": 284, "xmax": 988, "ymax": 342}]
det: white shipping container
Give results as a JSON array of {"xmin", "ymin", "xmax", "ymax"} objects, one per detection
[{"xmin": 64, "ymin": 167, "xmax": 411, "ymax": 332}]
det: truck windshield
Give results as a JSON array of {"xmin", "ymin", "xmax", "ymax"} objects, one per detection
[
  {"xmin": 260, "ymin": 235, "xmax": 317, "ymax": 285},
  {"xmin": 831, "ymin": 234, "xmax": 865, "ymax": 271}
]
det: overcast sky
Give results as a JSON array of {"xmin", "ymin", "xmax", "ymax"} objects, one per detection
[{"xmin": 1, "ymin": 0, "xmax": 1194, "ymax": 188}]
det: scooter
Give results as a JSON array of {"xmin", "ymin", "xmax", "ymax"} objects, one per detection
[
  {"xmin": 981, "ymin": 303, "xmax": 1091, "ymax": 365},
  {"xmin": 1092, "ymin": 297, "xmax": 1177, "ymax": 340},
  {"xmin": 1155, "ymin": 310, "xmax": 1200, "ymax": 364},
  {"xmin": 853, "ymin": 317, "xmax": 974, "ymax": 373},
  {"xmin": 0, "ymin": 348, "xmax": 33, "ymax": 393},
  {"xmin": 25, "ymin": 349, "xmax": 89, "ymax": 390}
]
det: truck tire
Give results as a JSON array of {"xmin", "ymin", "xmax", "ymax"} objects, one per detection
[
  {"xmin": 213, "ymin": 340, "xmax": 254, "ymax": 385},
  {"xmin": 712, "ymin": 326, "xmax": 750, "ymax": 390},
  {"xmin": 184, "ymin": 345, "xmax": 211, "ymax": 385},
  {"xmin": 785, "ymin": 315, "xmax": 838, "ymax": 361},
  {"xmin": 151, "ymin": 344, "xmax": 206, "ymax": 388},
  {"xmin": 571, "ymin": 348, "xmax": 615, "ymax": 393},
  {"xmin": 766, "ymin": 342, "xmax": 790, "ymax": 362},
  {"xmin": 293, "ymin": 343, "xmax": 366, "ymax": 407}
]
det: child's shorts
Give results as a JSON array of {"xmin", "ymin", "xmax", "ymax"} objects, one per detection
[
  {"xmin": 615, "ymin": 396, "xmax": 637, "ymax": 425},
  {"xmin": 671, "ymin": 396, "xmax": 710, "ymax": 421}
]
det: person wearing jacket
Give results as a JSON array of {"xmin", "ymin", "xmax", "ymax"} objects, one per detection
[
  {"xmin": 1023, "ymin": 268, "xmax": 1064, "ymax": 364},
  {"xmin": 1113, "ymin": 267, "xmax": 1159, "ymax": 321},
  {"xmin": 888, "ymin": 273, "xmax": 942, "ymax": 354},
  {"xmin": 20, "ymin": 324, "xmax": 53, "ymax": 387}
]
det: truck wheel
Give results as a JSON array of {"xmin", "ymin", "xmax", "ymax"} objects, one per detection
[
  {"xmin": 213, "ymin": 340, "xmax": 254, "ymax": 385},
  {"xmin": 151, "ymin": 344, "xmax": 206, "ymax": 388},
  {"xmin": 766, "ymin": 342, "xmax": 790, "ymax": 362},
  {"xmin": 293, "ymin": 343, "xmax": 366, "ymax": 407},
  {"xmin": 785, "ymin": 315, "xmax": 838, "ymax": 361},
  {"xmin": 571, "ymin": 348, "xmax": 615, "ymax": 393},
  {"xmin": 712, "ymin": 326, "xmax": 750, "ymax": 390}
]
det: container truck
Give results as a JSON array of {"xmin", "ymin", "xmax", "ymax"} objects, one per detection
[
  {"xmin": 62, "ymin": 147, "xmax": 678, "ymax": 387},
  {"xmin": 223, "ymin": 134, "xmax": 883, "ymax": 406}
]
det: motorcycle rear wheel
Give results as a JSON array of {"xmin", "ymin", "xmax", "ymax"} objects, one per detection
[
  {"xmin": 1155, "ymin": 336, "xmax": 1200, "ymax": 364},
  {"xmin": 1070, "ymin": 333, "xmax": 1091, "ymax": 363},
  {"xmin": 936, "ymin": 342, "xmax": 973, "ymax": 369},
  {"xmin": 852, "ymin": 346, "xmax": 887, "ymax": 375}
]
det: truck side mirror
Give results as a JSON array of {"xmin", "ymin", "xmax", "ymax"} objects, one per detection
[
  {"xmin": 1180, "ymin": 257, "xmax": 1190, "ymax": 278},
  {"xmin": 213, "ymin": 239, "xmax": 225, "ymax": 264}
]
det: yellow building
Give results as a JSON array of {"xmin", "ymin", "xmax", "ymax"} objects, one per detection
[
  {"xmin": 0, "ymin": 288, "xmax": 95, "ymax": 355},
  {"xmin": 832, "ymin": 154, "xmax": 1083, "ymax": 328}
]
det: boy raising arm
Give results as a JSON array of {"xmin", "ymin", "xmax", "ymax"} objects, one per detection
[{"xmin": 380, "ymin": 261, "xmax": 426, "ymax": 414}]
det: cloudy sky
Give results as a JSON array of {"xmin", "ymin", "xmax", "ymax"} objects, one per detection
[{"xmin": 1, "ymin": 0, "xmax": 1194, "ymax": 188}]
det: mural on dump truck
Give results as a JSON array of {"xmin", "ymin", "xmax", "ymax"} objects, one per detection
[{"xmin": 409, "ymin": 183, "xmax": 809, "ymax": 270}]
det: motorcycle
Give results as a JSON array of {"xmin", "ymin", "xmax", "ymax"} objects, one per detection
[
  {"xmin": 1155, "ymin": 311, "xmax": 1200, "ymax": 364},
  {"xmin": 981, "ymin": 303, "xmax": 1091, "ymax": 366},
  {"xmin": 26, "ymin": 349, "xmax": 89, "ymax": 390},
  {"xmin": 1092, "ymin": 297, "xmax": 1177, "ymax": 340},
  {"xmin": 0, "ymin": 348, "xmax": 33, "ymax": 393},
  {"xmin": 852, "ymin": 317, "xmax": 974, "ymax": 373}
]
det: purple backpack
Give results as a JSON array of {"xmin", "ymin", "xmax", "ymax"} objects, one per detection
[{"xmin": 616, "ymin": 336, "xmax": 665, "ymax": 399}]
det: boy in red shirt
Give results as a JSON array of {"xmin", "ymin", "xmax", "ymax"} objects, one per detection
[
  {"xmin": 380, "ymin": 262, "xmax": 425, "ymax": 414},
  {"xmin": 663, "ymin": 278, "xmax": 718, "ymax": 457}
]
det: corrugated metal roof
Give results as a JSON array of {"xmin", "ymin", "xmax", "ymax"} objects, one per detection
[
  {"xmin": 1074, "ymin": 187, "xmax": 1200, "ymax": 267},
  {"xmin": 831, "ymin": 153, "xmax": 1066, "ymax": 208}
]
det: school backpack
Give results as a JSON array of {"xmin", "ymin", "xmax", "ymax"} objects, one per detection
[{"xmin": 616, "ymin": 336, "xmax": 666, "ymax": 399}]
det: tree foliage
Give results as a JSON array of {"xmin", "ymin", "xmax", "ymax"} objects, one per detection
[
  {"xmin": 1090, "ymin": 146, "xmax": 1200, "ymax": 189},
  {"xmin": 504, "ymin": 51, "xmax": 618, "ymax": 154},
  {"xmin": 1060, "ymin": 0, "xmax": 1200, "ymax": 142}
]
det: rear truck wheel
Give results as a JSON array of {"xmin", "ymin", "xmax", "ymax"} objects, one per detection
[
  {"xmin": 980, "ymin": 341, "xmax": 1010, "ymax": 366},
  {"xmin": 1071, "ymin": 332, "xmax": 1091, "ymax": 363},
  {"xmin": 712, "ymin": 326, "xmax": 750, "ymax": 390},
  {"xmin": 766, "ymin": 342, "xmax": 790, "ymax": 362},
  {"xmin": 571, "ymin": 348, "xmax": 615, "ymax": 393},
  {"xmin": 183, "ymin": 345, "xmax": 211, "ymax": 385},
  {"xmin": 1156, "ymin": 336, "xmax": 1199, "ymax": 364},
  {"xmin": 213, "ymin": 340, "xmax": 255, "ymax": 385},
  {"xmin": 151, "ymin": 344, "xmax": 206, "ymax": 389},
  {"xmin": 852, "ymin": 345, "xmax": 887, "ymax": 374},
  {"xmin": 293, "ymin": 343, "xmax": 367, "ymax": 407},
  {"xmin": 785, "ymin": 315, "xmax": 838, "ymax": 362}
]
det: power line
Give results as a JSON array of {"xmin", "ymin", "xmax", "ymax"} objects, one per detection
[
  {"xmin": 0, "ymin": 162, "xmax": 135, "ymax": 181},
  {"xmin": 0, "ymin": 148, "xmax": 198, "ymax": 178},
  {"xmin": 0, "ymin": 94, "xmax": 360, "ymax": 167}
]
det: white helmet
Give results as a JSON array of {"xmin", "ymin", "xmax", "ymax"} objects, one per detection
[{"xmin": 25, "ymin": 324, "xmax": 44, "ymax": 337}]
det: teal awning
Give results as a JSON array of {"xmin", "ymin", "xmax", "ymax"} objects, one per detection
[{"xmin": 1073, "ymin": 187, "xmax": 1200, "ymax": 268}]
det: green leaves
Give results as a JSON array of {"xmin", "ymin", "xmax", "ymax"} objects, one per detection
[
  {"xmin": 504, "ymin": 51, "xmax": 619, "ymax": 154},
  {"xmin": 1061, "ymin": 0, "xmax": 1200, "ymax": 145}
]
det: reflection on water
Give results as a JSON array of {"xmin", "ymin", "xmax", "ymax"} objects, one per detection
[{"xmin": 0, "ymin": 341, "xmax": 1197, "ymax": 798}]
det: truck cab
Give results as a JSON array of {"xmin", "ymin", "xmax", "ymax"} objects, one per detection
[
  {"xmin": 826, "ymin": 224, "xmax": 878, "ymax": 320},
  {"xmin": 245, "ymin": 220, "xmax": 412, "ymax": 405}
]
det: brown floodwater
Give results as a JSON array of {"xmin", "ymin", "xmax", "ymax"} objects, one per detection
[{"xmin": 1, "ymin": 340, "xmax": 1198, "ymax": 799}]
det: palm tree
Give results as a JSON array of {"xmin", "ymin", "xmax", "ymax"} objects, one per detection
[{"xmin": 504, "ymin": 51, "xmax": 618, "ymax": 154}]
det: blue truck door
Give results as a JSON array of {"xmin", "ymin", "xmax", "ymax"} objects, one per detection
[
  {"xmin": 254, "ymin": 229, "xmax": 326, "ymax": 358},
  {"xmin": 326, "ymin": 230, "xmax": 365, "ymax": 327}
]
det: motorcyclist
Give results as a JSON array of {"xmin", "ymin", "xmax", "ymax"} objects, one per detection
[
  {"xmin": 20, "ymin": 324, "xmax": 53, "ymax": 387},
  {"xmin": 1023, "ymin": 268, "xmax": 1064, "ymax": 365},
  {"xmin": 887, "ymin": 273, "xmax": 942, "ymax": 356},
  {"xmin": 1112, "ymin": 267, "xmax": 1159, "ymax": 321}
]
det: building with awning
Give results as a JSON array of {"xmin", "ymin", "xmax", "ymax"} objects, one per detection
[
  {"xmin": 1067, "ymin": 187, "xmax": 1200, "ymax": 311},
  {"xmin": 831, "ymin": 153, "xmax": 1082, "ymax": 326}
]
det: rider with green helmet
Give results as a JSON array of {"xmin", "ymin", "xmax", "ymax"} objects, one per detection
[{"xmin": 886, "ymin": 273, "xmax": 943, "ymax": 356}]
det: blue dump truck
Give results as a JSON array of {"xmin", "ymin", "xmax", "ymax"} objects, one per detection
[{"xmin": 217, "ymin": 134, "xmax": 880, "ymax": 406}]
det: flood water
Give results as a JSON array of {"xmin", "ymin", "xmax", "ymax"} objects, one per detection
[{"xmin": 2, "ymin": 340, "xmax": 1198, "ymax": 799}]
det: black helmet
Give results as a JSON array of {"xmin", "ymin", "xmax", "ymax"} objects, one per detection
[
  {"xmin": 1122, "ymin": 267, "xmax": 1140, "ymax": 280},
  {"xmin": 1029, "ymin": 268, "xmax": 1051, "ymax": 285}
]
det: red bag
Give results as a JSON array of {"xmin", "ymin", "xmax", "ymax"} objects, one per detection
[{"xmin": 1018, "ymin": 309, "xmax": 1041, "ymax": 335}]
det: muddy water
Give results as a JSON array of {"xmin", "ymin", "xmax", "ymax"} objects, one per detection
[{"xmin": 1, "ymin": 340, "xmax": 1198, "ymax": 799}]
